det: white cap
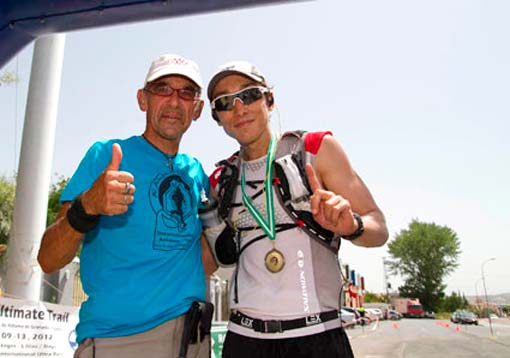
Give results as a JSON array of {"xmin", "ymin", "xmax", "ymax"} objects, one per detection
[
  {"xmin": 144, "ymin": 54, "xmax": 203, "ymax": 89},
  {"xmin": 207, "ymin": 60, "xmax": 267, "ymax": 100}
]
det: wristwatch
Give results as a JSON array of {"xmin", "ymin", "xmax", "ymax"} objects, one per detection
[{"xmin": 342, "ymin": 213, "xmax": 364, "ymax": 241}]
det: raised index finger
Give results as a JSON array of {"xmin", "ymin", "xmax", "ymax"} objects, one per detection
[{"xmin": 305, "ymin": 163, "xmax": 322, "ymax": 193}]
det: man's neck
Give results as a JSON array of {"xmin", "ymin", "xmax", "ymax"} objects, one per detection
[
  {"xmin": 241, "ymin": 131, "xmax": 273, "ymax": 161},
  {"xmin": 142, "ymin": 132, "xmax": 179, "ymax": 155}
]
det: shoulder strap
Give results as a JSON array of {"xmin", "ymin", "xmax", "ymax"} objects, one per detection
[
  {"xmin": 210, "ymin": 152, "xmax": 241, "ymax": 221},
  {"xmin": 273, "ymin": 130, "xmax": 340, "ymax": 253},
  {"xmin": 210, "ymin": 130, "xmax": 340, "ymax": 252}
]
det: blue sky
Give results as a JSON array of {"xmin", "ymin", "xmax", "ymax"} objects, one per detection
[{"xmin": 1, "ymin": 0, "xmax": 509, "ymax": 296}]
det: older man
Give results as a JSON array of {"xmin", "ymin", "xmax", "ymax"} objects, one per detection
[{"xmin": 38, "ymin": 54, "xmax": 216, "ymax": 358}]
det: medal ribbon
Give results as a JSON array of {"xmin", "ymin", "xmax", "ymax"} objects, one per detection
[{"xmin": 241, "ymin": 135, "xmax": 277, "ymax": 241}]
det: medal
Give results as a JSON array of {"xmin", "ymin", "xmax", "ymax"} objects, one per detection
[
  {"xmin": 241, "ymin": 135, "xmax": 286, "ymax": 273},
  {"xmin": 265, "ymin": 248, "xmax": 285, "ymax": 273}
]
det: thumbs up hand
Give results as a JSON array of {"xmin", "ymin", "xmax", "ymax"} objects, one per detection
[
  {"xmin": 107, "ymin": 142, "xmax": 123, "ymax": 171},
  {"xmin": 305, "ymin": 163, "xmax": 357, "ymax": 236},
  {"xmin": 81, "ymin": 143, "xmax": 136, "ymax": 216}
]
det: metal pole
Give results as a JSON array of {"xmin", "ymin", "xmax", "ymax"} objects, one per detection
[
  {"xmin": 4, "ymin": 34, "xmax": 66, "ymax": 301},
  {"xmin": 481, "ymin": 258, "xmax": 496, "ymax": 336},
  {"xmin": 382, "ymin": 258, "xmax": 389, "ymax": 302}
]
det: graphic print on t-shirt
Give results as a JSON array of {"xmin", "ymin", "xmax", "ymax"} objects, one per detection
[{"xmin": 149, "ymin": 171, "xmax": 196, "ymax": 251}]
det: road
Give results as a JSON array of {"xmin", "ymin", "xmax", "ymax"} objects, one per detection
[{"xmin": 347, "ymin": 318, "xmax": 510, "ymax": 357}]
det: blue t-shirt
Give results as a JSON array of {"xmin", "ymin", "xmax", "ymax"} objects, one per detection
[{"xmin": 61, "ymin": 135, "xmax": 209, "ymax": 343}]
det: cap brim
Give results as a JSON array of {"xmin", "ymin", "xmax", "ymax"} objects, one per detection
[{"xmin": 145, "ymin": 68, "xmax": 203, "ymax": 89}]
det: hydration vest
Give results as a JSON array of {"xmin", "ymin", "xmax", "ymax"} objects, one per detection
[{"xmin": 209, "ymin": 130, "xmax": 341, "ymax": 253}]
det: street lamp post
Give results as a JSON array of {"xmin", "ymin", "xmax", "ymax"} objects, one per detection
[
  {"xmin": 382, "ymin": 258, "xmax": 390, "ymax": 302},
  {"xmin": 481, "ymin": 258, "xmax": 496, "ymax": 336}
]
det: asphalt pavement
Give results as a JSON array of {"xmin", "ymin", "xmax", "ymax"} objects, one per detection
[{"xmin": 347, "ymin": 318, "xmax": 510, "ymax": 357}]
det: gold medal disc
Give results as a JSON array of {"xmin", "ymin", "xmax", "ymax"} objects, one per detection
[{"xmin": 265, "ymin": 249, "xmax": 285, "ymax": 273}]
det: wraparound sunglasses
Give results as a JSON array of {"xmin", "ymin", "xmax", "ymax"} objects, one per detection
[{"xmin": 211, "ymin": 86, "xmax": 269, "ymax": 112}]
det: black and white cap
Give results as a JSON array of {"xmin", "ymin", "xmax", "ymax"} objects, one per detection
[{"xmin": 207, "ymin": 60, "xmax": 267, "ymax": 100}]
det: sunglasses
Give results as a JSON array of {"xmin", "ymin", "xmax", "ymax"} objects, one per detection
[
  {"xmin": 211, "ymin": 86, "xmax": 269, "ymax": 112},
  {"xmin": 144, "ymin": 83, "xmax": 199, "ymax": 101}
]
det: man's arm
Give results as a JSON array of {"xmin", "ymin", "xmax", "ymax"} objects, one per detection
[
  {"xmin": 38, "ymin": 203, "xmax": 84, "ymax": 273},
  {"xmin": 309, "ymin": 135, "xmax": 388, "ymax": 247},
  {"xmin": 38, "ymin": 143, "xmax": 135, "ymax": 273},
  {"xmin": 201, "ymin": 234, "xmax": 218, "ymax": 275}
]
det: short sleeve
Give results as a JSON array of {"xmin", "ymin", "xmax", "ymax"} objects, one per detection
[{"xmin": 60, "ymin": 141, "xmax": 114, "ymax": 203}]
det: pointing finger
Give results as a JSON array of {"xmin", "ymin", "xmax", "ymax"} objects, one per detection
[
  {"xmin": 309, "ymin": 189, "xmax": 322, "ymax": 215},
  {"xmin": 309, "ymin": 188, "xmax": 330, "ymax": 216},
  {"xmin": 305, "ymin": 163, "xmax": 322, "ymax": 194}
]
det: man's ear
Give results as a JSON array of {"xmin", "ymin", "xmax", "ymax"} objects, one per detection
[
  {"xmin": 192, "ymin": 100, "xmax": 204, "ymax": 121},
  {"xmin": 137, "ymin": 89, "xmax": 147, "ymax": 112}
]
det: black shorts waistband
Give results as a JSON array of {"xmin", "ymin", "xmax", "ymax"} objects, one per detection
[{"xmin": 229, "ymin": 310, "xmax": 340, "ymax": 333}]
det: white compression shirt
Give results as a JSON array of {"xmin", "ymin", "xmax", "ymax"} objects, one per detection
[{"xmin": 226, "ymin": 155, "xmax": 343, "ymax": 339}]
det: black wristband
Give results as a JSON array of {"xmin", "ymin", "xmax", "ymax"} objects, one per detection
[
  {"xmin": 342, "ymin": 212, "xmax": 364, "ymax": 241},
  {"xmin": 66, "ymin": 196, "xmax": 100, "ymax": 233}
]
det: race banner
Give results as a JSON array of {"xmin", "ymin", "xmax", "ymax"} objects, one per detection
[
  {"xmin": 211, "ymin": 322, "xmax": 228, "ymax": 358},
  {"xmin": 0, "ymin": 297, "xmax": 79, "ymax": 357}
]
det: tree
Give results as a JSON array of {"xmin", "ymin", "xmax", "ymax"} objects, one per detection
[
  {"xmin": 0, "ymin": 71, "xmax": 19, "ymax": 86},
  {"xmin": 441, "ymin": 291, "xmax": 468, "ymax": 312},
  {"xmin": 0, "ymin": 175, "xmax": 68, "ymax": 278},
  {"xmin": 363, "ymin": 291, "xmax": 381, "ymax": 303},
  {"xmin": 387, "ymin": 219, "xmax": 461, "ymax": 312},
  {"xmin": 502, "ymin": 306, "xmax": 509, "ymax": 316},
  {"xmin": 47, "ymin": 176, "xmax": 68, "ymax": 226},
  {"xmin": 0, "ymin": 175, "xmax": 16, "ymax": 277},
  {"xmin": 363, "ymin": 291, "xmax": 390, "ymax": 304}
]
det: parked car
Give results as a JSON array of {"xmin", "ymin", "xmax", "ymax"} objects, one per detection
[
  {"xmin": 424, "ymin": 311, "xmax": 436, "ymax": 319},
  {"xmin": 387, "ymin": 309, "xmax": 402, "ymax": 320},
  {"xmin": 451, "ymin": 310, "xmax": 478, "ymax": 325},
  {"xmin": 340, "ymin": 309, "xmax": 357, "ymax": 327},
  {"xmin": 450, "ymin": 311, "xmax": 461, "ymax": 323},
  {"xmin": 365, "ymin": 308, "xmax": 384, "ymax": 321},
  {"xmin": 342, "ymin": 306, "xmax": 360, "ymax": 320}
]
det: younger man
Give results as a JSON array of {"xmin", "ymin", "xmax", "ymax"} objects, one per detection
[{"xmin": 205, "ymin": 61, "xmax": 388, "ymax": 357}]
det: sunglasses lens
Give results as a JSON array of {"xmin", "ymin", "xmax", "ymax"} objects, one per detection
[
  {"xmin": 239, "ymin": 88, "xmax": 263, "ymax": 105},
  {"xmin": 213, "ymin": 87, "xmax": 265, "ymax": 112},
  {"xmin": 213, "ymin": 97, "xmax": 234, "ymax": 111}
]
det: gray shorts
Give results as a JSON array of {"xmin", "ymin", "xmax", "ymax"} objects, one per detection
[{"xmin": 74, "ymin": 314, "xmax": 210, "ymax": 358}]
